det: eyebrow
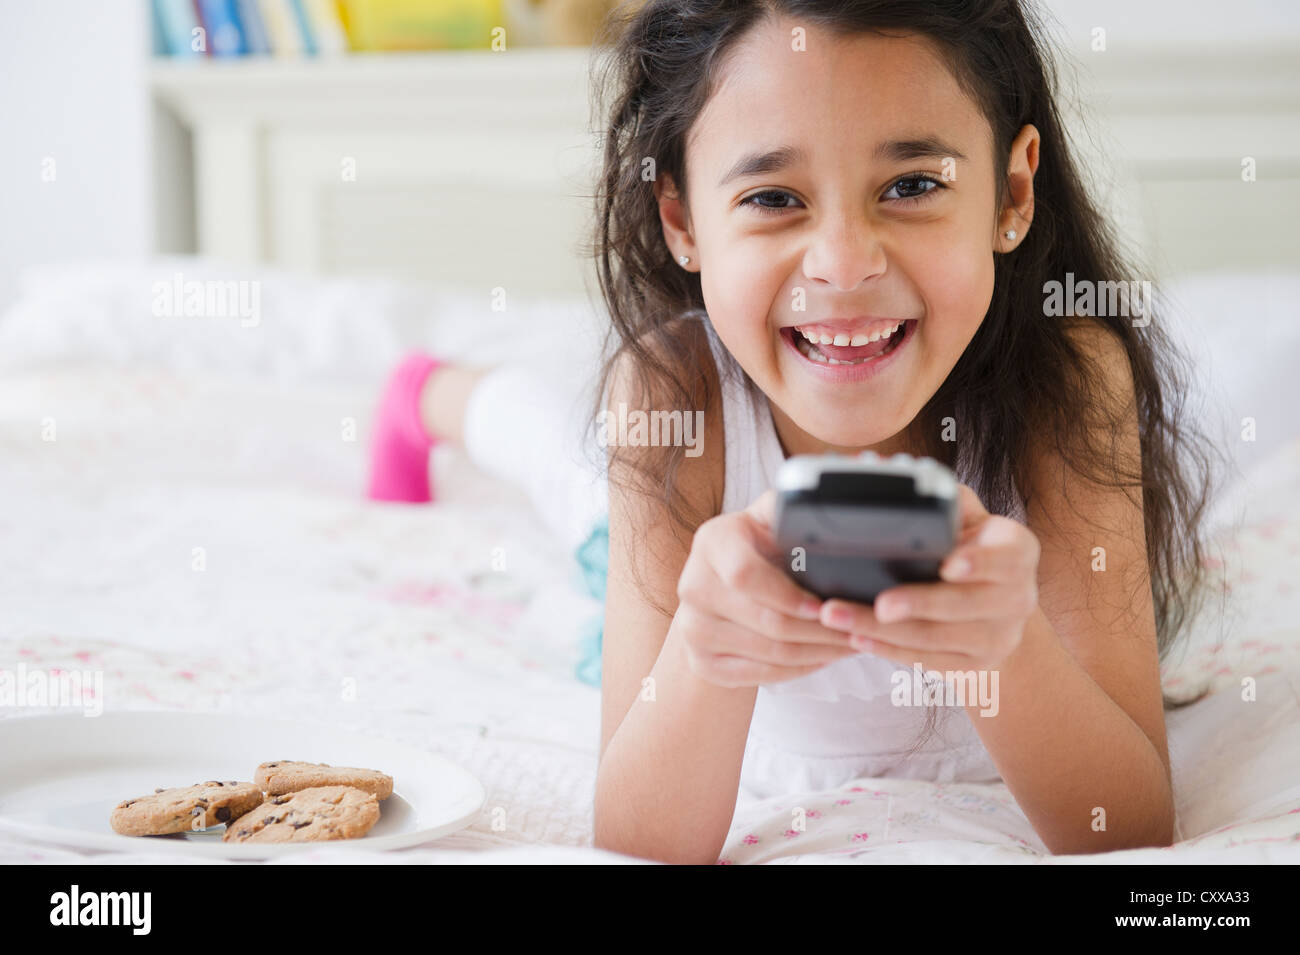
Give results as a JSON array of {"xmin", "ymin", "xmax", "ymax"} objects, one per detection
[
  {"xmin": 875, "ymin": 137, "xmax": 969, "ymax": 165},
  {"xmin": 717, "ymin": 137, "xmax": 969, "ymax": 188},
  {"xmin": 717, "ymin": 145, "xmax": 808, "ymax": 187}
]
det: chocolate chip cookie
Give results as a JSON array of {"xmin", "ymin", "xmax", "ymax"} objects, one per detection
[
  {"xmin": 222, "ymin": 785, "xmax": 380, "ymax": 843},
  {"xmin": 111, "ymin": 780, "xmax": 264, "ymax": 836},
  {"xmin": 254, "ymin": 760, "xmax": 393, "ymax": 800}
]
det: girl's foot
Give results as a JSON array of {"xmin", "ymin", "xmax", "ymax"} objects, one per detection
[{"xmin": 367, "ymin": 353, "xmax": 442, "ymax": 503}]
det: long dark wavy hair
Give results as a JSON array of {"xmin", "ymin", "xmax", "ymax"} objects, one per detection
[{"xmin": 585, "ymin": 0, "xmax": 1228, "ymax": 752}]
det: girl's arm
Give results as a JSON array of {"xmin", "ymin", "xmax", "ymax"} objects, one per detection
[
  {"xmin": 825, "ymin": 321, "xmax": 1172, "ymax": 853},
  {"xmin": 592, "ymin": 339, "xmax": 758, "ymax": 864},
  {"xmin": 961, "ymin": 607, "xmax": 1172, "ymax": 854},
  {"xmin": 965, "ymin": 321, "xmax": 1173, "ymax": 853},
  {"xmin": 593, "ymin": 330, "xmax": 855, "ymax": 864}
]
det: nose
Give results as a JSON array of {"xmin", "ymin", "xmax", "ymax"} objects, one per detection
[{"xmin": 801, "ymin": 212, "xmax": 888, "ymax": 292}]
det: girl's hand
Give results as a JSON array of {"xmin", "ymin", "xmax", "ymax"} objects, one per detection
[
  {"xmin": 672, "ymin": 489, "xmax": 859, "ymax": 688},
  {"xmin": 819, "ymin": 483, "xmax": 1041, "ymax": 672}
]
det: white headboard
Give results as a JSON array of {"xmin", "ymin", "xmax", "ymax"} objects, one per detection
[
  {"xmin": 150, "ymin": 44, "xmax": 1300, "ymax": 301},
  {"xmin": 1054, "ymin": 43, "xmax": 1300, "ymax": 279},
  {"xmin": 151, "ymin": 50, "xmax": 601, "ymax": 301}
]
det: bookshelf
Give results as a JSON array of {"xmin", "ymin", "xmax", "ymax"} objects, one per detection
[
  {"xmin": 149, "ymin": 47, "xmax": 594, "ymax": 105},
  {"xmin": 152, "ymin": 0, "xmax": 617, "ymax": 57}
]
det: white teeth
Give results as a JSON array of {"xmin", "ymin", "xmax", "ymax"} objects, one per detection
[
  {"xmin": 792, "ymin": 321, "xmax": 908, "ymax": 366},
  {"xmin": 862, "ymin": 321, "xmax": 903, "ymax": 342},
  {"xmin": 796, "ymin": 321, "xmax": 905, "ymax": 348}
]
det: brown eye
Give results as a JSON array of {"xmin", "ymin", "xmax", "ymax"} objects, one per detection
[
  {"xmin": 740, "ymin": 189, "xmax": 801, "ymax": 214},
  {"xmin": 883, "ymin": 175, "xmax": 943, "ymax": 203}
]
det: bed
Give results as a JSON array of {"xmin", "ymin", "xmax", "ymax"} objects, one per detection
[{"xmin": 1, "ymin": 258, "xmax": 1297, "ymax": 864}]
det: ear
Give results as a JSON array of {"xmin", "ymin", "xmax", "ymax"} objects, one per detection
[
  {"xmin": 996, "ymin": 124, "xmax": 1040, "ymax": 253},
  {"xmin": 655, "ymin": 172, "xmax": 699, "ymax": 271}
]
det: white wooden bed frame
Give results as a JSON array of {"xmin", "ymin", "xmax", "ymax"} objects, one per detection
[{"xmin": 149, "ymin": 44, "xmax": 1300, "ymax": 301}]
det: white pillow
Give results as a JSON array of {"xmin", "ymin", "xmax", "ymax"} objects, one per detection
[
  {"xmin": 1159, "ymin": 271, "xmax": 1300, "ymax": 527},
  {"xmin": 0, "ymin": 256, "xmax": 601, "ymax": 388}
]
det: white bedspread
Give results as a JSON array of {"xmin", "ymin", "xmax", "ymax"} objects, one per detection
[{"xmin": 2, "ymin": 260, "xmax": 1297, "ymax": 864}]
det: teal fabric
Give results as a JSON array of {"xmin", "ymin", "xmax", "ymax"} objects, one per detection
[{"xmin": 573, "ymin": 514, "xmax": 610, "ymax": 687}]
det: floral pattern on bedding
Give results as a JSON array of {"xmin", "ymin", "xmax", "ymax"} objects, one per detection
[
  {"xmin": 2, "ymin": 371, "xmax": 1298, "ymax": 864},
  {"xmin": 718, "ymin": 776, "xmax": 1300, "ymax": 865}
]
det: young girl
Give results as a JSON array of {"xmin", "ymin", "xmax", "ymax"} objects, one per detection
[{"xmin": 368, "ymin": 0, "xmax": 1223, "ymax": 864}]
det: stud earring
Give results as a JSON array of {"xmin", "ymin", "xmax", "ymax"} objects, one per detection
[
  {"xmin": 1004, "ymin": 230, "xmax": 1017, "ymax": 241},
  {"xmin": 678, "ymin": 255, "xmax": 691, "ymax": 267}
]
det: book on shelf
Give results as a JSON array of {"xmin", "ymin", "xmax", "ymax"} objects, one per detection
[
  {"xmin": 154, "ymin": 0, "xmax": 204, "ymax": 57},
  {"xmin": 234, "ymin": 0, "xmax": 271, "ymax": 54},
  {"xmin": 195, "ymin": 0, "xmax": 247, "ymax": 55},
  {"xmin": 152, "ymin": 0, "xmax": 515, "ymax": 57}
]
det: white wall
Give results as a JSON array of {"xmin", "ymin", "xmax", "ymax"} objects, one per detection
[
  {"xmin": 0, "ymin": 0, "xmax": 151, "ymax": 312},
  {"xmin": 1036, "ymin": 0, "xmax": 1300, "ymax": 53}
]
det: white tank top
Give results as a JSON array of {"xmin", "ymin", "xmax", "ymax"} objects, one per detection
[{"xmin": 693, "ymin": 312, "xmax": 1024, "ymax": 800}]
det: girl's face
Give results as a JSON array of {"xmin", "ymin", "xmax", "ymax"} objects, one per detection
[{"xmin": 658, "ymin": 18, "xmax": 1035, "ymax": 457}]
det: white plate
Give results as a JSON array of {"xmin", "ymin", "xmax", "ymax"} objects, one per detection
[{"xmin": 0, "ymin": 711, "xmax": 485, "ymax": 859}]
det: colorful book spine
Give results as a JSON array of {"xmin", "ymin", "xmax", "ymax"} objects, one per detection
[
  {"xmin": 304, "ymin": 0, "xmax": 350, "ymax": 55},
  {"xmin": 288, "ymin": 0, "xmax": 319, "ymax": 55},
  {"xmin": 234, "ymin": 0, "xmax": 272, "ymax": 54},
  {"xmin": 153, "ymin": 0, "xmax": 204, "ymax": 56},
  {"xmin": 195, "ymin": 0, "xmax": 248, "ymax": 56},
  {"xmin": 160, "ymin": 0, "xmax": 514, "ymax": 57},
  {"xmin": 257, "ymin": 0, "xmax": 305, "ymax": 56},
  {"xmin": 338, "ymin": 1, "xmax": 502, "ymax": 52}
]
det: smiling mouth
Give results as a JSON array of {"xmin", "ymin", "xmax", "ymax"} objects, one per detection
[{"xmin": 783, "ymin": 321, "xmax": 913, "ymax": 365}]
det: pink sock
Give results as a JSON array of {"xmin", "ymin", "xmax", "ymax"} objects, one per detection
[{"xmin": 367, "ymin": 353, "xmax": 442, "ymax": 503}]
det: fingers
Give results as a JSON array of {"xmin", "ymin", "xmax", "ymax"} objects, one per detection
[
  {"xmin": 685, "ymin": 566, "xmax": 857, "ymax": 648},
  {"xmin": 873, "ymin": 579, "xmax": 1036, "ymax": 624},
  {"xmin": 679, "ymin": 604, "xmax": 861, "ymax": 668},
  {"xmin": 779, "ymin": 489, "xmax": 1041, "ymax": 673},
  {"xmin": 673, "ymin": 502, "xmax": 865, "ymax": 687},
  {"xmin": 692, "ymin": 514, "xmax": 824, "ymax": 622},
  {"xmin": 954, "ymin": 482, "xmax": 989, "ymax": 533},
  {"xmin": 818, "ymin": 573, "xmax": 1027, "ymax": 654},
  {"xmin": 849, "ymin": 614, "xmax": 1023, "ymax": 669},
  {"xmin": 941, "ymin": 517, "xmax": 1038, "ymax": 580},
  {"xmin": 743, "ymin": 488, "xmax": 779, "ymax": 527},
  {"xmin": 823, "ymin": 598, "xmax": 991, "ymax": 655},
  {"xmin": 738, "ymin": 489, "xmax": 784, "ymax": 562}
]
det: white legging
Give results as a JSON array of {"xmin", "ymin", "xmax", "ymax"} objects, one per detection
[{"xmin": 462, "ymin": 360, "xmax": 609, "ymax": 555}]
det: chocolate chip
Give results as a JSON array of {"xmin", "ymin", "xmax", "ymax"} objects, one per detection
[
  {"xmin": 291, "ymin": 820, "xmax": 311, "ymax": 829},
  {"xmin": 262, "ymin": 815, "xmax": 276, "ymax": 825},
  {"xmin": 213, "ymin": 781, "xmax": 224, "ymax": 787},
  {"xmin": 154, "ymin": 787, "xmax": 165, "ymax": 793},
  {"xmin": 215, "ymin": 806, "xmax": 231, "ymax": 822},
  {"xmin": 271, "ymin": 796, "xmax": 289, "ymax": 805},
  {"xmin": 268, "ymin": 762, "xmax": 278, "ymax": 767}
]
